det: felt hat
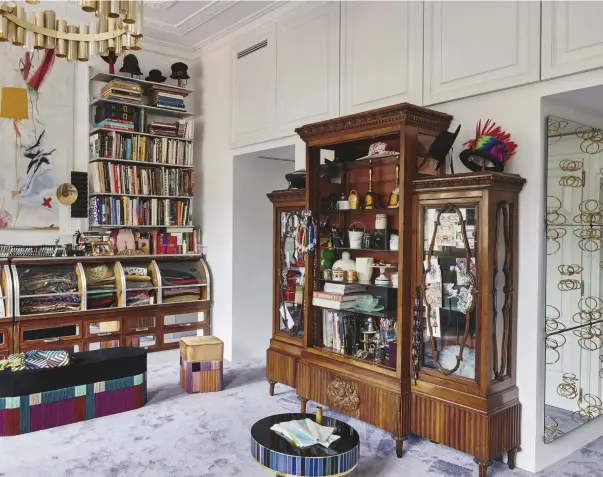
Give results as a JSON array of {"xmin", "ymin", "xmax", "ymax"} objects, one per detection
[
  {"xmin": 357, "ymin": 142, "xmax": 399, "ymax": 161},
  {"xmin": 170, "ymin": 62, "xmax": 190, "ymax": 80},
  {"xmin": 119, "ymin": 54, "xmax": 143, "ymax": 76},
  {"xmin": 285, "ymin": 170, "xmax": 306, "ymax": 189},
  {"xmin": 145, "ymin": 69, "xmax": 166, "ymax": 83},
  {"xmin": 427, "ymin": 124, "xmax": 461, "ymax": 170},
  {"xmin": 460, "ymin": 120, "xmax": 517, "ymax": 172}
]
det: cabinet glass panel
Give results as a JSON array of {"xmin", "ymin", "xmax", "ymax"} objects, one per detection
[
  {"xmin": 88, "ymin": 339, "xmax": 120, "ymax": 351},
  {"xmin": 122, "ymin": 262, "xmax": 157, "ymax": 307},
  {"xmin": 16, "ymin": 265, "xmax": 81, "ymax": 315},
  {"xmin": 130, "ymin": 334, "xmax": 156, "ymax": 348},
  {"xmin": 22, "ymin": 324, "xmax": 80, "ymax": 342},
  {"xmin": 279, "ymin": 210, "xmax": 305, "ymax": 337},
  {"xmin": 163, "ymin": 311, "xmax": 205, "ymax": 327},
  {"xmin": 124, "ymin": 315, "xmax": 156, "ymax": 332},
  {"xmin": 84, "ymin": 263, "xmax": 119, "ymax": 309},
  {"xmin": 421, "ymin": 205, "xmax": 478, "ymax": 380},
  {"xmin": 164, "ymin": 328, "xmax": 204, "ymax": 344},
  {"xmin": 0, "ymin": 331, "xmax": 4, "ymax": 346},
  {"xmin": 157, "ymin": 260, "xmax": 206, "ymax": 303},
  {"xmin": 89, "ymin": 320, "xmax": 121, "ymax": 335},
  {"xmin": 24, "ymin": 343, "xmax": 82, "ymax": 353}
]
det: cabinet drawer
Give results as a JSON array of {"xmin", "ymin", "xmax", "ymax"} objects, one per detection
[
  {"xmin": 21, "ymin": 340, "xmax": 83, "ymax": 354},
  {"xmin": 162, "ymin": 309, "xmax": 208, "ymax": 329},
  {"xmin": 123, "ymin": 313, "xmax": 157, "ymax": 333},
  {"xmin": 125, "ymin": 332, "xmax": 158, "ymax": 350},
  {"xmin": 86, "ymin": 318, "xmax": 122, "ymax": 338},
  {"xmin": 0, "ymin": 325, "xmax": 10, "ymax": 349},
  {"xmin": 86, "ymin": 335, "xmax": 122, "ymax": 351},
  {"xmin": 20, "ymin": 321, "xmax": 82, "ymax": 344},
  {"xmin": 296, "ymin": 361, "xmax": 403, "ymax": 435},
  {"xmin": 162, "ymin": 325, "xmax": 207, "ymax": 348}
]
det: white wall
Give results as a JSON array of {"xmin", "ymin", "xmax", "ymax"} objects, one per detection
[{"xmin": 232, "ymin": 149, "xmax": 294, "ymax": 360}]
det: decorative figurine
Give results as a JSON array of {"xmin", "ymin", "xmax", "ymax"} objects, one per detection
[
  {"xmin": 348, "ymin": 190, "xmax": 359, "ymax": 209},
  {"xmin": 388, "ymin": 164, "xmax": 400, "ymax": 208},
  {"xmin": 364, "ymin": 165, "xmax": 376, "ymax": 209}
]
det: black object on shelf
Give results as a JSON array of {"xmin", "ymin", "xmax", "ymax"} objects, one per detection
[{"xmin": 71, "ymin": 171, "xmax": 88, "ymax": 219}]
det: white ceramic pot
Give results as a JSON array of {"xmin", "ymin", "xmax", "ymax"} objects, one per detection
[{"xmin": 355, "ymin": 257, "xmax": 374, "ymax": 281}]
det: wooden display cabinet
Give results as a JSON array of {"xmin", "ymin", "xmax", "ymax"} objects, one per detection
[
  {"xmin": 411, "ymin": 172, "xmax": 525, "ymax": 476},
  {"xmin": 9, "ymin": 254, "xmax": 212, "ymax": 354},
  {"xmin": 0, "ymin": 260, "xmax": 14, "ymax": 358},
  {"xmin": 266, "ymin": 189, "xmax": 306, "ymax": 395},
  {"xmin": 295, "ymin": 103, "xmax": 452, "ymax": 455}
]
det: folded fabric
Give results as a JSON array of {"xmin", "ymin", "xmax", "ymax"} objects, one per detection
[
  {"xmin": 163, "ymin": 294, "xmax": 200, "ymax": 303},
  {"xmin": 0, "ymin": 350, "xmax": 71, "ymax": 372},
  {"xmin": 85, "ymin": 264, "xmax": 114, "ymax": 284},
  {"xmin": 270, "ymin": 418, "xmax": 340, "ymax": 448},
  {"xmin": 123, "ymin": 266, "xmax": 148, "ymax": 277},
  {"xmin": 125, "ymin": 275, "xmax": 152, "ymax": 282}
]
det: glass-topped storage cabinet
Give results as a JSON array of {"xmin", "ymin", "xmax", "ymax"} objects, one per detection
[
  {"xmin": 266, "ymin": 189, "xmax": 306, "ymax": 396},
  {"xmin": 411, "ymin": 172, "xmax": 525, "ymax": 477},
  {"xmin": 10, "ymin": 254, "xmax": 212, "ymax": 354},
  {"xmin": 0, "ymin": 259, "xmax": 14, "ymax": 359}
]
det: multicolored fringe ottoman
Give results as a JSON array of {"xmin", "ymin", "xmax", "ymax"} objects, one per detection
[
  {"xmin": 179, "ymin": 335, "xmax": 223, "ymax": 393},
  {"xmin": 0, "ymin": 347, "xmax": 147, "ymax": 436}
]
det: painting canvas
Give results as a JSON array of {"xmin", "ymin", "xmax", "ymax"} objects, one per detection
[{"xmin": 0, "ymin": 45, "xmax": 74, "ymax": 229}]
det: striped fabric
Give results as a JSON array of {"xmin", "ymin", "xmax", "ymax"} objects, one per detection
[
  {"xmin": 0, "ymin": 373, "xmax": 146, "ymax": 436},
  {"xmin": 250, "ymin": 418, "xmax": 359, "ymax": 476},
  {"xmin": 0, "ymin": 350, "xmax": 71, "ymax": 372},
  {"xmin": 179, "ymin": 357, "xmax": 223, "ymax": 393}
]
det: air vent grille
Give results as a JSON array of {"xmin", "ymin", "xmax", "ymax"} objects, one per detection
[
  {"xmin": 237, "ymin": 39, "xmax": 268, "ymax": 59},
  {"xmin": 70, "ymin": 171, "xmax": 88, "ymax": 218}
]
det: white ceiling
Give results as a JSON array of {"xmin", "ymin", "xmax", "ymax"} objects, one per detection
[{"xmin": 143, "ymin": 1, "xmax": 274, "ymax": 49}]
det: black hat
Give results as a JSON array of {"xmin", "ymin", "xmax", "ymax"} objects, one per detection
[
  {"xmin": 285, "ymin": 170, "xmax": 305, "ymax": 189},
  {"xmin": 427, "ymin": 124, "xmax": 461, "ymax": 170},
  {"xmin": 119, "ymin": 54, "xmax": 142, "ymax": 76},
  {"xmin": 170, "ymin": 62, "xmax": 190, "ymax": 80},
  {"xmin": 145, "ymin": 69, "xmax": 166, "ymax": 83}
]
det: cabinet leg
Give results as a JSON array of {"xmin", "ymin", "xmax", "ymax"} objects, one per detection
[
  {"xmin": 268, "ymin": 380, "xmax": 276, "ymax": 397},
  {"xmin": 474, "ymin": 459, "xmax": 492, "ymax": 477},
  {"xmin": 507, "ymin": 447, "xmax": 520, "ymax": 470},
  {"xmin": 299, "ymin": 396, "xmax": 308, "ymax": 414},
  {"xmin": 392, "ymin": 435, "xmax": 406, "ymax": 458}
]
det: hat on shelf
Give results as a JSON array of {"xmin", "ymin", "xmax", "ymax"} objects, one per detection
[
  {"xmin": 145, "ymin": 69, "xmax": 166, "ymax": 83},
  {"xmin": 422, "ymin": 124, "xmax": 461, "ymax": 173},
  {"xmin": 285, "ymin": 170, "xmax": 306, "ymax": 189},
  {"xmin": 170, "ymin": 62, "xmax": 190, "ymax": 80},
  {"xmin": 460, "ymin": 119, "xmax": 517, "ymax": 172},
  {"xmin": 357, "ymin": 142, "xmax": 399, "ymax": 161},
  {"xmin": 119, "ymin": 54, "xmax": 143, "ymax": 77},
  {"xmin": 101, "ymin": 51, "xmax": 118, "ymax": 74}
]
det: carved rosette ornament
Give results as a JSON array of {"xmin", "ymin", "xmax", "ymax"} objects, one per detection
[{"xmin": 327, "ymin": 380, "xmax": 360, "ymax": 412}]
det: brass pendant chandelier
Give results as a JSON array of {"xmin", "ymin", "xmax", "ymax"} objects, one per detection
[{"xmin": 0, "ymin": 1, "xmax": 144, "ymax": 62}]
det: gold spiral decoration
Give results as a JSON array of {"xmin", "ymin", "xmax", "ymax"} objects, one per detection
[
  {"xmin": 560, "ymin": 160, "xmax": 583, "ymax": 172},
  {"xmin": 573, "ymin": 227, "xmax": 603, "ymax": 252},
  {"xmin": 572, "ymin": 394, "xmax": 602, "ymax": 423},
  {"xmin": 544, "ymin": 416, "xmax": 564, "ymax": 443},
  {"xmin": 558, "ymin": 279, "xmax": 581, "ymax": 292},
  {"xmin": 573, "ymin": 324, "xmax": 603, "ymax": 351},
  {"xmin": 559, "ymin": 175, "xmax": 584, "ymax": 187},
  {"xmin": 546, "ymin": 334, "xmax": 566, "ymax": 364},
  {"xmin": 548, "ymin": 118, "xmax": 569, "ymax": 134},
  {"xmin": 546, "ymin": 227, "xmax": 567, "ymax": 255},
  {"xmin": 576, "ymin": 125, "xmax": 603, "ymax": 154},
  {"xmin": 574, "ymin": 200, "xmax": 603, "ymax": 225},
  {"xmin": 557, "ymin": 373, "xmax": 579, "ymax": 399},
  {"xmin": 573, "ymin": 296, "xmax": 603, "ymax": 324},
  {"xmin": 547, "ymin": 196, "xmax": 567, "ymax": 225},
  {"xmin": 558, "ymin": 264, "xmax": 583, "ymax": 276}
]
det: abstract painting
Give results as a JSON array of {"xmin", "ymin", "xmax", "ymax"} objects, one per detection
[{"xmin": 0, "ymin": 44, "xmax": 74, "ymax": 229}]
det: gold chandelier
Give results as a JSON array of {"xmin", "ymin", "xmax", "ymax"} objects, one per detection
[{"xmin": 0, "ymin": 1, "xmax": 144, "ymax": 62}]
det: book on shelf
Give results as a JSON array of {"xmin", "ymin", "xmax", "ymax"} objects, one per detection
[
  {"xmin": 96, "ymin": 119, "xmax": 134, "ymax": 132},
  {"xmin": 90, "ymin": 130, "xmax": 192, "ymax": 166},
  {"xmin": 322, "ymin": 283, "xmax": 368, "ymax": 295},
  {"xmin": 312, "ymin": 291, "xmax": 371, "ymax": 303},
  {"xmin": 312, "ymin": 298, "xmax": 356, "ymax": 310},
  {"xmin": 90, "ymin": 162, "xmax": 194, "ymax": 196},
  {"xmin": 89, "ymin": 196, "xmax": 192, "ymax": 227}
]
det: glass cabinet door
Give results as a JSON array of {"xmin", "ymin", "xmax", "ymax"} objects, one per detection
[
  {"xmin": 156, "ymin": 259, "xmax": 207, "ymax": 304},
  {"xmin": 83, "ymin": 263, "xmax": 120, "ymax": 310},
  {"xmin": 277, "ymin": 209, "xmax": 305, "ymax": 337},
  {"xmin": 121, "ymin": 261, "xmax": 157, "ymax": 307},
  {"xmin": 421, "ymin": 204, "xmax": 478, "ymax": 380}
]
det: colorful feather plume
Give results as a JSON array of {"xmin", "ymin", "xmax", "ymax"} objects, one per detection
[{"xmin": 462, "ymin": 119, "xmax": 517, "ymax": 164}]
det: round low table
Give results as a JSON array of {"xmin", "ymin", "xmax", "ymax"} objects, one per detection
[{"xmin": 250, "ymin": 413, "xmax": 360, "ymax": 476}]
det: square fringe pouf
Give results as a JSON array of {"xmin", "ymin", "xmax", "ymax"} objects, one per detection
[{"xmin": 179, "ymin": 336, "xmax": 224, "ymax": 393}]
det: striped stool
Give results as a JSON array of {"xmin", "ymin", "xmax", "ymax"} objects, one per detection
[{"xmin": 179, "ymin": 336, "xmax": 223, "ymax": 393}]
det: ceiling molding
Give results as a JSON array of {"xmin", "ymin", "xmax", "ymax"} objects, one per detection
[
  {"xmin": 145, "ymin": 1, "xmax": 237, "ymax": 36},
  {"xmin": 192, "ymin": 1, "xmax": 284, "ymax": 51},
  {"xmin": 144, "ymin": 1, "xmax": 177, "ymax": 10},
  {"xmin": 142, "ymin": 36, "xmax": 198, "ymax": 60}
]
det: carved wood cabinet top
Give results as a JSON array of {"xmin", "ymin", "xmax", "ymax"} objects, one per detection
[{"xmin": 412, "ymin": 172, "xmax": 526, "ymax": 192}]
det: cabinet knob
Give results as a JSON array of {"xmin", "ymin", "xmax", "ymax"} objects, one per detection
[
  {"xmin": 97, "ymin": 332, "xmax": 112, "ymax": 337},
  {"xmin": 178, "ymin": 323, "xmax": 192, "ymax": 327},
  {"xmin": 135, "ymin": 327, "xmax": 149, "ymax": 332},
  {"xmin": 43, "ymin": 337, "xmax": 60, "ymax": 343}
]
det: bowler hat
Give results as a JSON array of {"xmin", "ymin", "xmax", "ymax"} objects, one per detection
[{"xmin": 145, "ymin": 69, "xmax": 166, "ymax": 83}]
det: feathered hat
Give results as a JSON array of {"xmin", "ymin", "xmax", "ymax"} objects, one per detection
[{"xmin": 459, "ymin": 120, "xmax": 517, "ymax": 172}]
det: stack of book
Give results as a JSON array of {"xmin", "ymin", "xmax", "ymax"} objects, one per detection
[
  {"xmin": 148, "ymin": 85, "xmax": 187, "ymax": 111},
  {"xmin": 101, "ymin": 80, "xmax": 142, "ymax": 105},
  {"xmin": 96, "ymin": 117, "xmax": 134, "ymax": 132},
  {"xmin": 149, "ymin": 121, "xmax": 178, "ymax": 137},
  {"xmin": 311, "ymin": 283, "xmax": 369, "ymax": 310},
  {"xmin": 150, "ymin": 228, "xmax": 202, "ymax": 255}
]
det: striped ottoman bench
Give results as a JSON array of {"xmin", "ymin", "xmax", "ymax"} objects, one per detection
[
  {"xmin": 179, "ymin": 336, "xmax": 223, "ymax": 393},
  {"xmin": 0, "ymin": 347, "xmax": 147, "ymax": 436}
]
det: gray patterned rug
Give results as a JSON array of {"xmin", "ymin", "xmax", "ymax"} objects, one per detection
[{"xmin": 0, "ymin": 350, "xmax": 601, "ymax": 477}]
